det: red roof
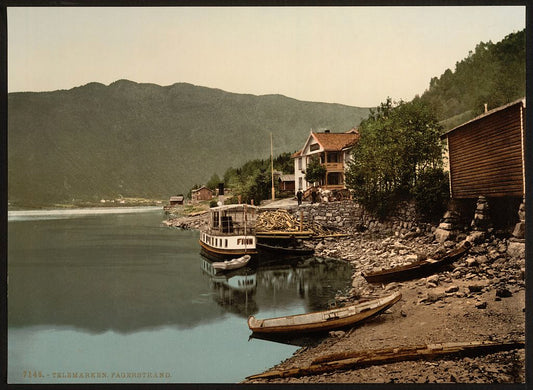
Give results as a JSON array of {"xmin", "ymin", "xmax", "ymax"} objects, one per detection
[
  {"xmin": 312, "ymin": 131, "xmax": 359, "ymax": 151},
  {"xmin": 291, "ymin": 150, "xmax": 302, "ymax": 158}
]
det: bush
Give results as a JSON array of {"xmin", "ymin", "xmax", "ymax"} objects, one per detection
[{"xmin": 412, "ymin": 168, "xmax": 449, "ymax": 222}]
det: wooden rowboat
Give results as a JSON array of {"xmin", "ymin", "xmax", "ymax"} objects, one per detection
[
  {"xmin": 212, "ymin": 255, "xmax": 251, "ymax": 271},
  {"xmin": 362, "ymin": 241, "xmax": 472, "ymax": 284},
  {"xmin": 247, "ymin": 291, "xmax": 402, "ymax": 334}
]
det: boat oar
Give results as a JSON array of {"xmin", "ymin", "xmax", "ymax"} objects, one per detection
[{"xmin": 245, "ymin": 340, "xmax": 524, "ymax": 380}]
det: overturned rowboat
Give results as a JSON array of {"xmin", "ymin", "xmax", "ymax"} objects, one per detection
[
  {"xmin": 247, "ymin": 291, "xmax": 402, "ymax": 335},
  {"xmin": 363, "ymin": 241, "xmax": 472, "ymax": 284}
]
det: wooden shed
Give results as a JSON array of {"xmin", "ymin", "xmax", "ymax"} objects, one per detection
[
  {"xmin": 169, "ymin": 195, "xmax": 184, "ymax": 206},
  {"xmin": 441, "ymin": 99, "xmax": 526, "ymax": 199},
  {"xmin": 278, "ymin": 174, "xmax": 295, "ymax": 191},
  {"xmin": 191, "ymin": 186, "xmax": 213, "ymax": 202}
]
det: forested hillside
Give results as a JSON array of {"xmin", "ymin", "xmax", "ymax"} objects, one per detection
[
  {"xmin": 419, "ymin": 29, "xmax": 525, "ymax": 130},
  {"xmin": 8, "ymin": 81, "xmax": 369, "ymax": 207}
]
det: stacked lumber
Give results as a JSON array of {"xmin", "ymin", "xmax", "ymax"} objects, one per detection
[
  {"xmin": 255, "ymin": 209, "xmax": 344, "ymax": 238},
  {"xmin": 256, "ymin": 209, "xmax": 301, "ymax": 232}
]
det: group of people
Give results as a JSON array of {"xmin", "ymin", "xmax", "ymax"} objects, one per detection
[{"xmin": 296, "ymin": 187, "xmax": 319, "ymax": 205}]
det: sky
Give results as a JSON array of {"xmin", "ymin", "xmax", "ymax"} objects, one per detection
[{"xmin": 7, "ymin": 6, "xmax": 525, "ymax": 108}]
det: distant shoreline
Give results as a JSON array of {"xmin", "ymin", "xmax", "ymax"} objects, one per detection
[
  {"xmin": 8, "ymin": 199, "xmax": 165, "ymax": 212},
  {"xmin": 8, "ymin": 206, "xmax": 162, "ymax": 221}
]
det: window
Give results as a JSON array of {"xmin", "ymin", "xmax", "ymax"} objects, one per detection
[
  {"xmin": 298, "ymin": 157, "xmax": 302, "ymax": 170},
  {"xmin": 298, "ymin": 177, "xmax": 303, "ymax": 190},
  {"xmin": 327, "ymin": 153, "xmax": 339, "ymax": 163},
  {"xmin": 310, "ymin": 143, "xmax": 320, "ymax": 151},
  {"xmin": 327, "ymin": 172, "xmax": 343, "ymax": 185}
]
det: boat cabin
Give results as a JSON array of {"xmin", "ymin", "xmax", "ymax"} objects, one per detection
[
  {"xmin": 207, "ymin": 204, "xmax": 258, "ymax": 235},
  {"xmin": 199, "ymin": 204, "xmax": 259, "ymax": 259}
]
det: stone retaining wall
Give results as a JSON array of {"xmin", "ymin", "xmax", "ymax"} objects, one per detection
[{"xmin": 292, "ymin": 200, "xmax": 435, "ymax": 237}]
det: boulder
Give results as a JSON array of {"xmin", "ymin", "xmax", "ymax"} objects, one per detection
[
  {"xmin": 496, "ymin": 288, "xmax": 513, "ymax": 298},
  {"xmin": 434, "ymin": 228, "xmax": 454, "ymax": 243},
  {"xmin": 507, "ymin": 241, "xmax": 525, "ymax": 259},
  {"xmin": 445, "ymin": 285, "xmax": 459, "ymax": 293},
  {"xmin": 475, "ymin": 301, "xmax": 487, "ymax": 309}
]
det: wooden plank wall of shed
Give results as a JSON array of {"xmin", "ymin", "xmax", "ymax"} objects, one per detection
[{"xmin": 448, "ymin": 104, "xmax": 524, "ymax": 198}]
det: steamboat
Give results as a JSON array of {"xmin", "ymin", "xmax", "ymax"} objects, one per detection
[{"xmin": 199, "ymin": 204, "xmax": 259, "ymax": 260}]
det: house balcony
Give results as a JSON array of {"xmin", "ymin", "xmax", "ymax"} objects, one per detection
[
  {"xmin": 322, "ymin": 184, "xmax": 345, "ymax": 191},
  {"xmin": 322, "ymin": 162, "xmax": 344, "ymax": 171}
]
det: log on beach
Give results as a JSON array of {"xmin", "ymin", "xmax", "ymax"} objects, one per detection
[{"xmin": 246, "ymin": 340, "xmax": 525, "ymax": 380}]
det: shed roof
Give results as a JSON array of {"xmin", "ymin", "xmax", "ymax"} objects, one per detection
[
  {"xmin": 279, "ymin": 174, "xmax": 295, "ymax": 182},
  {"xmin": 441, "ymin": 98, "xmax": 525, "ymax": 139},
  {"xmin": 191, "ymin": 186, "xmax": 212, "ymax": 193}
]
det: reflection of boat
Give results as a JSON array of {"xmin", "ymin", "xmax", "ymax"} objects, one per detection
[
  {"xmin": 199, "ymin": 204, "xmax": 258, "ymax": 259},
  {"xmin": 247, "ymin": 291, "xmax": 402, "ymax": 334},
  {"xmin": 362, "ymin": 241, "xmax": 472, "ymax": 284},
  {"xmin": 249, "ymin": 332, "xmax": 325, "ymax": 347},
  {"xmin": 222, "ymin": 273, "xmax": 257, "ymax": 292},
  {"xmin": 200, "ymin": 255, "xmax": 258, "ymax": 317},
  {"xmin": 256, "ymin": 242, "xmax": 314, "ymax": 256},
  {"xmin": 212, "ymin": 255, "xmax": 251, "ymax": 271}
]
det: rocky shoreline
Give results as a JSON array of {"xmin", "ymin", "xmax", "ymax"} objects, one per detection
[{"xmin": 165, "ymin": 208, "xmax": 525, "ymax": 384}]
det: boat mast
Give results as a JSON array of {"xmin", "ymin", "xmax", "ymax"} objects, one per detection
[{"xmin": 271, "ymin": 132, "xmax": 275, "ymax": 200}]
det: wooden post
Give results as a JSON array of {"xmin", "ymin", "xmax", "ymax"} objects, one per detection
[
  {"xmin": 299, "ymin": 210, "xmax": 303, "ymax": 232},
  {"xmin": 271, "ymin": 132, "xmax": 275, "ymax": 201}
]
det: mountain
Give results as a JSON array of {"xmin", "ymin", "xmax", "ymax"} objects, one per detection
[
  {"xmin": 418, "ymin": 29, "xmax": 525, "ymax": 130},
  {"xmin": 8, "ymin": 81, "xmax": 370, "ymax": 207}
]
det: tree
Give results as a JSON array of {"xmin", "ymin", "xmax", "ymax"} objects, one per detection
[
  {"xmin": 206, "ymin": 173, "xmax": 222, "ymax": 191},
  {"xmin": 215, "ymin": 153, "xmax": 294, "ymax": 204},
  {"xmin": 304, "ymin": 156, "xmax": 326, "ymax": 185},
  {"xmin": 345, "ymin": 98, "xmax": 444, "ymax": 218}
]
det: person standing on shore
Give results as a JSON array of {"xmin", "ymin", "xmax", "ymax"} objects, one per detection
[
  {"xmin": 311, "ymin": 187, "xmax": 317, "ymax": 204},
  {"xmin": 296, "ymin": 190, "xmax": 303, "ymax": 206}
]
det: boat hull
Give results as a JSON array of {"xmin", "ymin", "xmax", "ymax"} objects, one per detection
[
  {"xmin": 248, "ymin": 291, "xmax": 402, "ymax": 334},
  {"xmin": 199, "ymin": 240, "xmax": 257, "ymax": 261},
  {"xmin": 256, "ymin": 242, "xmax": 314, "ymax": 256},
  {"xmin": 362, "ymin": 241, "xmax": 471, "ymax": 284}
]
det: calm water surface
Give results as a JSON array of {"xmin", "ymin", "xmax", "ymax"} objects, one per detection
[{"xmin": 8, "ymin": 208, "xmax": 353, "ymax": 383}]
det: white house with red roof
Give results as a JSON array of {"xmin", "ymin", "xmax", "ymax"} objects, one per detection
[{"xmin": 292, "ymin": 128, "xmax": 359, "ymax": 194}]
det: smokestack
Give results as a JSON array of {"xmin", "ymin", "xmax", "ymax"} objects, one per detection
[{"xmin": 484, "ymin": 103, "xmax": 488, "ymax": 113}]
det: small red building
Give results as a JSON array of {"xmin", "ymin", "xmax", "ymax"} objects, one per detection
[
  {"xmin": 278, "ymin": 174, "xmax": 295, "ymax": 192},
  {"xmin": 169, "ymin": 195, "xmax": 184, "ymax": 206},
  {"xmin": 191, "ymin": 186, "xmax": 213, "ymax": 202}
]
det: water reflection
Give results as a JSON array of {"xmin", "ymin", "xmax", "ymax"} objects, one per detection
[
  {"xmin": 9, "ymin": 212, "xmax": 352, "ymax": 336},
  {"xmin": 200, "ymin": 255, "xmax": 353, "ymax": 319},
  {"xmin": 249, "ymin": 331, "xmax": 327, "ymax": 348},
  {"xmin": 200, "ymin": 258, "xmax": 258, "ymax": 317},
  {"xmin": 8, "ymin": 210, "xmax": 355, "ymax": 383}
]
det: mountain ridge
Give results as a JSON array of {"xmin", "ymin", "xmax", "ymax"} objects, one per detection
[{"xmin": 8, "ymin": 80, "xmax": 370, "ymax": 207}]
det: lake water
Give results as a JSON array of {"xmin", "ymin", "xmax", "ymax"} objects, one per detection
[{"xmin": 7, "ymin": 208, "xmax": 353, "ymax": 384}]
